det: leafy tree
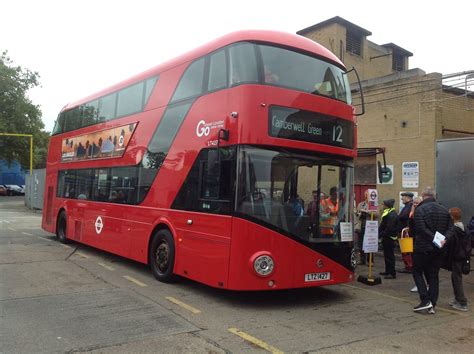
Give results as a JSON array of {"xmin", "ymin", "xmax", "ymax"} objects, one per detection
[{"xmin": 0, "ymin": 51, "xmax": 50, "ymax": 170}]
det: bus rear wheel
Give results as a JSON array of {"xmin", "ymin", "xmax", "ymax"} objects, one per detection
[
  {"xmin": 56, "ymin": 211, "xmax": 70, "ymax": 244},
  {"xmin": 149, "ymin": 229, "xmax": 176, "ymax": 283}
]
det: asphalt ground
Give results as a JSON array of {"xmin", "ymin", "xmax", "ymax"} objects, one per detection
[{"xmin": 1, "ymin": 196, "xmax": 473, "ymax": 353}]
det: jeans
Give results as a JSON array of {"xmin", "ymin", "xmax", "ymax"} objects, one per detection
[
  {"xmin": 382, "ymin": 238, "xmax": 396, "ymax": 275},
  {"xmin": 451, "ymin": 260, "xmax": 468, "ymax": 306},
  {"xmin": 413, "ymin": 252, "xmax": 442, "ymax": 306}
]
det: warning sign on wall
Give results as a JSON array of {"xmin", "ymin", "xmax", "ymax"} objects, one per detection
[{"xmin": 402, "ymin": 162, "xmax": 419, "ymax": 188}]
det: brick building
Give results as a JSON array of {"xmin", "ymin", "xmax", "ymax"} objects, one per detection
[{"xmin": 297, "ymin": 16, "xmax": 474, "ymax": 208}]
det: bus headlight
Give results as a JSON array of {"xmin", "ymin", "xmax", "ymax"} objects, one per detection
[{"xmin": 253, "ymin": 255, "xmax": 274, "ymax": 276}]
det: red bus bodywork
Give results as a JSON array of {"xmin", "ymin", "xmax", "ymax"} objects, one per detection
[{"xmin": 42, "ymin": 30, "xmax": 357, "ymax": 290}]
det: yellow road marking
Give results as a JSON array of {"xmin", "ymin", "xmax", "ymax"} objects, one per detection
[
  {"xmin": 123, "ymin": 275, "xmax": 147, "ymax": 287},
  {"xmin": 76, "ymin": 252, "xmax": 89, "ymax": 259},
  {"xmin": 98, "ymin": 262, "xmax": 115, "ymax": 271},
  {"xmin": 166, "ymin": 296, "xmax": 201, "ymax": 314},
  {"xmin": 228, "ymin": 327, "xmax": 284, "ymax": 354},
  {"xmin": 21, "ymin": 232, "xmax": 33, "ymax": 236},
  {"xmin": 342, "ymin": 283, "xmax": 467, "ymax": 316}
]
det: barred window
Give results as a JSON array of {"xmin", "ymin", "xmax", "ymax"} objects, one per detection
[
  {"xmin": 392, "ymin": 52, "xmax": 405, "ymax": 71},
  {"xmin": 346, "ymin": 31, "xmax": 362, "ymax": 56}
]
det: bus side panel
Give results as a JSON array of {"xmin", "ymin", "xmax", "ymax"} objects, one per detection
[
  {"xmin": 73, "ymin": 202, "xmax": 131, "ymax": 258},
  {"xmin": 172, "ymin": 211, "xmax": 232, "ymax": 288},
  {"xmin": 227, "ymin": 218, "xmax": 353, "ymax": 291}
]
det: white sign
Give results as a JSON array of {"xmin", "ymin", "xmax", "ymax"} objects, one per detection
[
  {"xmin": 340, "ymin": 222, "xmax": 353, "ymax": 242},
  {"xmin": 377, "ymin": 164, "xmax": 394, "ymax": 185},
  {"xmin": 95, "ymin": 216, "xmax": 103, "ymax": 234},
  {"xmin": 362, "ymin": 220, "xmax": 379, "ymax": 253},
  {"xmin": 367, "ymin": 189, "xmax": 378, "ymax": 211},
  {"xmin": 402, "ymin": 161, "xmax": 419, "ymax": 188}
]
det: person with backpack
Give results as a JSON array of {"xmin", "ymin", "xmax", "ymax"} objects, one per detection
[{"xmin": 443, "ymin": 208, "xmax": 472, "ymax": 312}]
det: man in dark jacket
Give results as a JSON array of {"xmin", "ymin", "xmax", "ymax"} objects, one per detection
[
  {"xmin": 379, "ymin": 198, "xmax": 398, "ymax": 279},
  {"xmin": 398, "ymin": 192, "xmax": 414, "ymax": 273},
  {"xmin": 412, "ymin": 187, "xmax": 451, "ymax": 314}
]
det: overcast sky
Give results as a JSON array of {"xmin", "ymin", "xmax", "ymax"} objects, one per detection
[{"xmin": 2, "ymin": 0, "xmax": 473, "ymax": 132}]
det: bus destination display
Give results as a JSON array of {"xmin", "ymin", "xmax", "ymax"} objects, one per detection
[{"xmin": 269, "ymin": 106, "xmax": 353, "ymax": 149}]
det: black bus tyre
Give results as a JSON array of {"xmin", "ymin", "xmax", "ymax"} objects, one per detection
[
  {"xmin": 56, "ymin": 211, "xmax": 70, "ymax": 244},
  {"xmin": 149, "ymin": 229, "xmax": 176, "ymax": 283}
]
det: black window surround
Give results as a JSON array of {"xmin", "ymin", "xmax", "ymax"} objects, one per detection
[
  {"xmin": 52, "ymin": 76, "xmax": 158, "ymax": 135},
  {"xmin": 57, "ymin": 165, "xmax": 157, "ymax": 205}
]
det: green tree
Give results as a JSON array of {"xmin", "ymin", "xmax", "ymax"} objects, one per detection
[{"xmin": 0, "ymin": 51, "xmax": 50, "ymax": 169}]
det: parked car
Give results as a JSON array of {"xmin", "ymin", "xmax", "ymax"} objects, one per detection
[
  {"xmin": 1, "ymin": 184, "xmax": 25, "ymax": 196},
  {"xmin": 0, "ymin": 185, "xmax": 7, "ymax": 196}
]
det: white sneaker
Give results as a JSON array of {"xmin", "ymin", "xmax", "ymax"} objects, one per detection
[{"xmin": 410, "ymin": 286, "xmax": 418, "ymax": 293}]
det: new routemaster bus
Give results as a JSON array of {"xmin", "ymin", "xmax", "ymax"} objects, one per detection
[{"xmin": 43, "ymin": 30, "xmax": 359, "ymax": 290}]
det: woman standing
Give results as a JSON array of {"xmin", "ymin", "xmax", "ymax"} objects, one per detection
[{"xmin": 443, "ymin": 207, "xmax": 471, "ymax": 312}]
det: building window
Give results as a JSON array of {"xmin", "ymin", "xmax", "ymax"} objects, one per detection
[
  {"xmin": 392, "ymin": 52, "xmax": 405, "ymax": 71},
  {"xmin": 346, "ymin": 30, "xmax": 362, "ymax": 56}
]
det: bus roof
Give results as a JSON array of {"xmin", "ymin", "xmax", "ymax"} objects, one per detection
[{"xmin": 64, "ymin": 30, "xmax": 344, "ymax": 111}]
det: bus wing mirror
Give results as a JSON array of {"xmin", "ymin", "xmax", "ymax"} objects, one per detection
[{"xmin": 345, "ymin": 67, "xmax": 365, "ymax": 116}]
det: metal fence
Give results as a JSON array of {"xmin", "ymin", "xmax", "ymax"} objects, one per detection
[{"xmin": 25, "ymin": 169, "xmax": 45, "ymax": 210}]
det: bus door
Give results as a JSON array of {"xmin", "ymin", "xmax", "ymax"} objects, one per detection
[
  {"xmin": 172, "ymin": 148, "xmax": 235, "ymax": 287},
  {"xmin": 83, "ymin": 168, "xmax": 132, "ymax": 258}
]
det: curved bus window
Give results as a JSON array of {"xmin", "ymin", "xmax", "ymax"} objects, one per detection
[
  {"xmin": 208, "ymin": 49, "xmax": 227, "ymax": 92},
  {"xmin": 236, "ymin": 146, "xmax": 353, "ymax": 243},
  {"xmin": 229, "ymin": 43, "xmax": 259, "ymax": 86},
  {"xmin": 171, "ymin": 58, "xmax": 205, "ymax": 102},
  {"xmin": 52, "ymin": 113, "xmax": 65, "ymax": 135},
  {"xmin": 259, "ymin": 44, "xmax": 351, "ymax": 104}
]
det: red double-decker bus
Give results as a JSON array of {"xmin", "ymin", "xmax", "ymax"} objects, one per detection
[{"xmin": 42, "ymin": 30, "xmax": 359, "ymax": 290}]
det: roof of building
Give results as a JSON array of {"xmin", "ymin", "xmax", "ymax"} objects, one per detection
[
  {"xmin": 382, "ymin": 43, "xmax": 413, "ymax": 57},
  {"xmin": 297, "ymin": 16, "xmax": 372, "ymax": 36}
]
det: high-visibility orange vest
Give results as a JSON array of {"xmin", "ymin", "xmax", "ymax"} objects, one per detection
[{"xmin": 320, "ymin": 198, "xmax": 339, "ymax": 234}]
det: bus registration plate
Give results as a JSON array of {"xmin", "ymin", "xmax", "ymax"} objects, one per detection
[{"xmin": 304, "ymin": 272, "xmax": 330, "ymax": 282}]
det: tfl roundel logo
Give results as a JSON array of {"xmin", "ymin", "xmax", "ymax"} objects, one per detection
[
  {"xmin": 196, "ymin": 120, "xmax": 210, "ymax": 137},
  {"xmin": 95, "ymin": 216, "xmax": 103, "ymax": 234}
]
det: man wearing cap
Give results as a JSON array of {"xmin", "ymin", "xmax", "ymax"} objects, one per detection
[
  {"xmin": 398, "ymin": 192, "xmax": 414, "ymax": 273},
  {"xmin": 379, "ymin": 198, "xmax": 399, "ymax": 279}
]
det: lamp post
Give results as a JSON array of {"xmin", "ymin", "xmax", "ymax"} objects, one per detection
[{"xmin": 0, "ymin": 133, "xmax": 34, "ymax": 175}]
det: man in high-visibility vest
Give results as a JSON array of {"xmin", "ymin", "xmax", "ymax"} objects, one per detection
[
  {"xmin": 379, "ymin": 198, "xmax": 399, "ymax": 279},
  {"xmin": 320, "ymin": 187, "xmax": 339, "ymax": 236}
]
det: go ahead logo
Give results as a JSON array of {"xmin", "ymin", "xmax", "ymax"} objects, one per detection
[
  {"xmin": 196, "ymin": 119, "xmax": 225, "ymax": 138},
  {"xmin": 196, "ymin": 120, "xmax": 211, "ymax": 137}
]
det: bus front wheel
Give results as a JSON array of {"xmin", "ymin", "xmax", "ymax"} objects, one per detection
[
  {"xmin": 56, "ymin": 211, "xmax": 70, "ymax": 244},
  {"xmin": 149, "ymin": 229, "xmax": 176, "ymax": 283}
]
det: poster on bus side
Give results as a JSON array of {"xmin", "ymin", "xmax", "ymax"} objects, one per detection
[{"xmin": 61, "ymin": 122, "xmax": 137, "ymax": 162}]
